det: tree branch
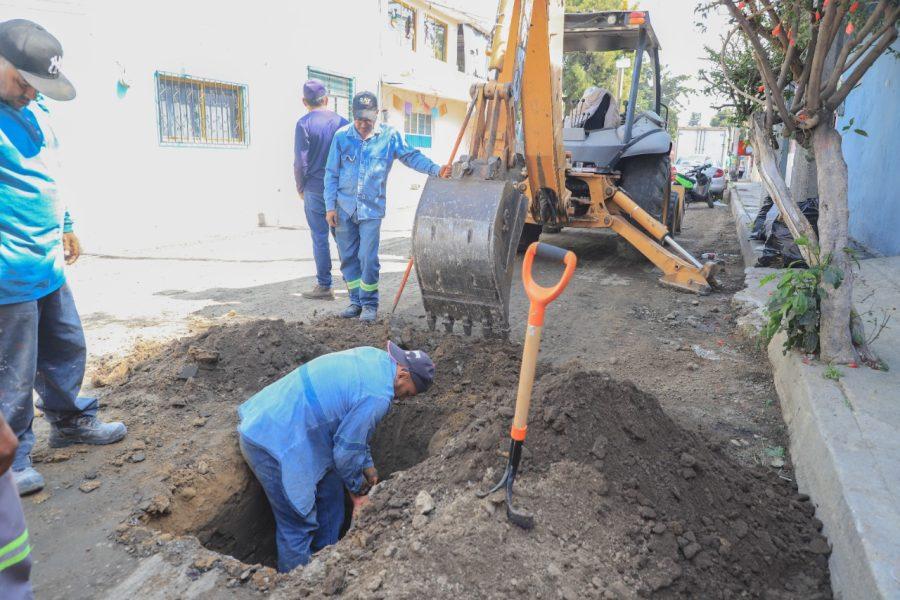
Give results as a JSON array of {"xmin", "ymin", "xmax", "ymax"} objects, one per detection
[
  {"xmin": 827, "ymin": 23, "xmax": 899, "ymax": 109},
  {"xmin": 723, "ymin": 0, "xmax": 795, "ymax": 130},
  {"xmin": 821, "ymin": 0, "xmax": 890, "ymax": 102},
  {"xmin": 718, "ymin": 26, "xmax": 767, "ymax": 109},
  {"xmin": 807, "ymin": 0, "xmax": 842, "ymax": 109}
]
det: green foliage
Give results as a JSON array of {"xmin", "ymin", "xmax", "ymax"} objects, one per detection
[
  {"xmin": 823, "ymin": 365, "xmax": 843, "ymax": 381},
  {"xmin": 840, "ymin": 117, "xmax": 869, "ymax": 137},
  {"xmin": 710, "ymin": 108, "xmax": 735, "ymax": 127},
  {"xmin": 688, "ymin": 112, "xmax": 701, "ymax": 126},
  {"xmin": 697, "ymin": 34, "xmax": 763, "ymax": 127},
  {"xmin": 565, "ymin": 0, "xmax": 630, "ymax": 12},
  {"xmin": 760, "ymin": 241, "xmax": 844, "ymax": 355},
  {"xmin": 765, "ymin": 445, "xmax": 785, "ymax": 458}
]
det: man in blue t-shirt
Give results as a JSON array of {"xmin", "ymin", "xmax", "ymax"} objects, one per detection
[
  {"xmin": 0, "ymin": 19, "xmax": 126, "ymax": 497},
  {"xmin": 294, "ymin": 79, "xmax": 347, "ymax": 300}
]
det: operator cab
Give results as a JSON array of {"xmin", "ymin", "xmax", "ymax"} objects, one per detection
[{"xmin": 562, "ymin": 11, "xmax": 671, "ymax": 175}]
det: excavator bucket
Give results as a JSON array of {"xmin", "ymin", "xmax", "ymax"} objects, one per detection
[{"xmin": 412, "ymin": 177, "xmax": 526, "ymax": 337}]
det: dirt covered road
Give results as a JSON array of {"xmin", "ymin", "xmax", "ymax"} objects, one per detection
[{"xmin": 22, "ymin": 203, "xmax": 832, "ymax": 598}]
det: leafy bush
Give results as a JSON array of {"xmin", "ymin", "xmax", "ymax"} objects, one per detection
[{"xmin": 760, "ymin": 239, "xmax": 843, "ymax": 355}]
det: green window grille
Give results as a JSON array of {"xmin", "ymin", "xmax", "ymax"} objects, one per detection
[{"xmin": 307, "ymin": 68, "xmax": 355, "ymax": 121}]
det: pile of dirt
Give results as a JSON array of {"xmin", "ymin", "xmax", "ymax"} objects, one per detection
[{"xmin": 104, "ymin": 317, "xmax": 831, "ymax": 598}]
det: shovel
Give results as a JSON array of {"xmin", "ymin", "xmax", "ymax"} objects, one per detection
[{"xmin": 478, "ymin": 242, "xmax": 577, "ymax": 528}]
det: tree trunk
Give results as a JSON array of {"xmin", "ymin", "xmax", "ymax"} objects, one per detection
[
  {"xmin": 812, "ymin": 121, "xmax": 857, "ymax": 363},
  {"xmin": 789, "ymin": 145, "xmax": 818, "ymax": 202},
  {"xmin": 749, "ymin": 113, "xmax": 818, "ymax": 264}
]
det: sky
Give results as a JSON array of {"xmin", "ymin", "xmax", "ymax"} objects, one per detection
[{"xmin": 448, "ymin": 0, "xmax": 732, "ymax": 126}]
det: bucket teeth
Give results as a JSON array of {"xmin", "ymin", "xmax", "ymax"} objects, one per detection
[
  {"xmin": 462, "ymin": 318, "xmax": 473, "ymax": 336},
  {"xmin": 443, "ymin": 315, "xmax": 455, "ymax": 333}
]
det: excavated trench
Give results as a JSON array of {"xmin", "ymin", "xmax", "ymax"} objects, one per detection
[
  {"xmin": 108, "ymin": 319, "xmax": 832, "ymax": 596},
  {"xmin": 185, "ymin": 400, "xmax": 451, "ymax": 569}
]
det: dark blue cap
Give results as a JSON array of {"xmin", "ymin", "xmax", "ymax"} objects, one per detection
[
  {"xmin": 352, "ymin": 91, "xmax": 378, "ymax": 120},
  {"xmin": 387, "ymin": 341, "xmax": 435, "ymax": 393},
  {"xmin": 302, "ymin": 78, "xmax": 327, "ymax": 103}
]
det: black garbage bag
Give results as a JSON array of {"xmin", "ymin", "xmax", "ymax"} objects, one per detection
[
  {"xmin": 757, "ymin": 197, "xmax": 819, "ymax": 268},
  {"xmin": 750, "ymin": 195, "xmax": 774, "ymax": 240}
]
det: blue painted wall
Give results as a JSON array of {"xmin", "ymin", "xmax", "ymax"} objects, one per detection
[{"xmin": 836, "ymin": 42, "xmax": 900, "ymax": 257}]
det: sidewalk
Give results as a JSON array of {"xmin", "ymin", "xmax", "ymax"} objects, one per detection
[{"xmin": 731, "ymin": 183, "xmax": 900, "ymax": 599}]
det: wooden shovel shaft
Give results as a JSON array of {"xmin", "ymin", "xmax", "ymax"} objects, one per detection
[
  {"xmin": 511, "ymin": 322, "xmax": 542, "ymax": 439},
  {"xmin": 391, "ymin": 257, "xmax": 415, "ymax": 315}
]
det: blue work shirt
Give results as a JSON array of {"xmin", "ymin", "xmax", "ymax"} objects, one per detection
[
  {"xmin": 0, "ymin": 101, "xmax": 72, "ymax": 305},
  {"xmin": 293, "ymin": 109, "xmax": 347, "ymax": 198},
  {"xmin": 324, "ymin": 123, "xmax": 441, "ymax": 220},
  {"xmin": 237, "ymin": 347, "xmax": 396, "ymax": 516}
]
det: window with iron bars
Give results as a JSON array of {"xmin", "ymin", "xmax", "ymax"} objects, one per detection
[
  {"xmin": 156, "ymin": 72, "xmax": 248, "ymax": 146},
  {"xmin": 307, "ymin": 68, "xmax": 354, "ymax": 121}
]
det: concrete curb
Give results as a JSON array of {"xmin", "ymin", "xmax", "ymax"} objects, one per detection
[
  {"xmin": 769, "ymin": 333, "xmax": 900, "ymax": 599},
  {"xmin": 730, "ymin": 182, "xmax": 900, "ymax": 598}
]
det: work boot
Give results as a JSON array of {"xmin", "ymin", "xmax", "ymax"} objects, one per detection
[
  {"xmin": 339, "ymin": 304, "xmax": 362, "ymax": 319},
  {"xmin": 301, "ymin": 285, "xmax": 334, "ymax": 300},
  {"xmin": 360, "ymin": 306, "xmax": 378, "ymax": 323},
  {"xmin": 13, "ymin": 467, "xmax": 45, "ymax": 496},
  {"xmin": 48, "ymin": 415, "xmax": 127, "ymax": 448}
]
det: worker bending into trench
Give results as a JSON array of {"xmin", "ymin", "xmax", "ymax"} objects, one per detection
[{"xmin": 236, "ymin": 341, "xmax": 435, "ymax": 572}]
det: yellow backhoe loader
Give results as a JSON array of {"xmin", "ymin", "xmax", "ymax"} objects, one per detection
[{"xmin": 412, "ymin": 0, "xmax": 717, "ymax": 337}]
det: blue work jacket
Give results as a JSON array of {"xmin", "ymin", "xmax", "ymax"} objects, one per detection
[
  {"xmin": 323, "ymin": 123, "xmax": 440, "ymax": 220},
  {"xmin": 237, "ymin": 347, "xmax": 396, "ymax": 516},
  {"xmin": 0, "ymin": 101, "xmax": 72, "ymax": 304}
]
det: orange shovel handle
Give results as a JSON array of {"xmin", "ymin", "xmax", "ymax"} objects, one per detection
[{"xmin": 522, "ymin": 242, "xmax": 577, "ymax": 326}]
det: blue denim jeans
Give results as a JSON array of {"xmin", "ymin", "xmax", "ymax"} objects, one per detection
[
  {"xmin": 303, "ymin": 190, "xmax": 333, "ymax": 288},
  {"xmin": 0, "ymin": 284, "xmax": 96, "ymax": 471},
  {"xmin": 239, "ymin": 437, "xmax": 345, "ymax": 573},
  {"xmin": 334, "ymin": 207, "xmax": 381, "ymax": 308}
]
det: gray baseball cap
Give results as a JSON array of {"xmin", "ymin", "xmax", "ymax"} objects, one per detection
[
  {"xmin": 387, "ymin": 341, "xmax": 435, "ymax": 393},
  {"xmin": 0, "ymin": 19, "xmax": 75, "ymax": 101}
]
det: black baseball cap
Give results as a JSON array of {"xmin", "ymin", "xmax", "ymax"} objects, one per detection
[
  {"xmin": 387, "ymin": 341, "xmax": 435, "ymax": 393},
  {"xmin": 0, "ymin": 19, "xmax": 75, "ymax": 101},
  {"xmin": 352, "ymin": 91, "xmax": 378, "ymax": 121}
]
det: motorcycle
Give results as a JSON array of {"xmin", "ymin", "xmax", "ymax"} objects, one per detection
[{"xmin": 674, "ymin": 163, "xmax": 715, "ymax": 208}]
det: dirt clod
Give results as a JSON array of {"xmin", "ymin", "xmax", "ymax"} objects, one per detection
[{"xmin": 79, "ymin": 480, "xmax": 101, "ymax": 493}]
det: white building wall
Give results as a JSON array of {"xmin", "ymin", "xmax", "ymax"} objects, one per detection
[
  {"xmin": 1, "ymin": 0, "xmax": 381, "ymax": 252},
  {"xmin": 2, "ymin": 0, "xmax": 483, "ymax": 251}
]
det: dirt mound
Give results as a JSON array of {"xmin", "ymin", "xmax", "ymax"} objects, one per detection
[{"xmin": 105, "ymin": 317, "xmax": 830, "ymax": 598}]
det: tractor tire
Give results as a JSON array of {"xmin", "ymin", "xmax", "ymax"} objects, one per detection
[
  {"xmin": 517, "ymin": 223, "xmax": 542, "ymax": 253},
  {"xmin": 619, "ymin": 153, "xmax": 671, "ymax": 224}
]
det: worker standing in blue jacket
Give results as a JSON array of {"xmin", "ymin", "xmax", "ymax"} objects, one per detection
[
  {"xmin": 323, "ymin": 91, "xmax": 450, "ymax": 323},
  {"xmin": 0, "ymin": 19, "xmax": 127, "ymax": 498},
  {"xmin": 237, "ymin": 341, "xmax": 435, "ymax": 573}
]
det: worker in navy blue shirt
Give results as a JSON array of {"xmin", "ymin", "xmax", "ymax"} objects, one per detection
[
  {"xmin": 294, "ymin": 79, "xmax": 347, "ymax": 300},
  {"xmin": 0, "ymin": 19, "xmax": 126, "ymax": 499},
  {"xmin": 324, "ymin": 91, "xmax": 451, "ymax": 323},
  {"xmin": 237, "ymin": 341, "xmax": 435, "ymax": 572}
]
